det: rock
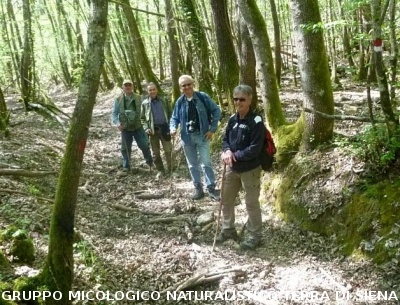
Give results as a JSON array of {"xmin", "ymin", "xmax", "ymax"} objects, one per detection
[{"xmin": 196, "ymin": 211, "xmax": 214, "ymax": 226}]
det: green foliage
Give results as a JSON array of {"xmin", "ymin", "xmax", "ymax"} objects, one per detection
[
  {"xmin": 0, "ymin": 250, "xmax": 9, "ymax": 268},
  {"xmin": 335, "ymin": 124, "xmax": 400, "ymax": 175},
  {"xmin": 0, "ymin": 281, "xmax": 17, "ymax": 305},
  {"xmin": 0, "ymin": 226, "xmax": 18, "ymax": 242},
  {"xmin": 74, "ymin": 240, "xmax": 97, "ymax": 266},
  {"xmin": 300, "ymin": 22, "xmax": 325, "ymax": 34}
]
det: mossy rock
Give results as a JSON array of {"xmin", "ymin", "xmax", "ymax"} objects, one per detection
[
  {"xmin": 11, "ymin": 237, "xmax": 35, "ymax": 264},
  {"xmin": 0, "ymin": 226, "xmax": 18, "ymax": 242},
  {"xmin": 0, "ymin": 281, "xmax": 17, "ymax": 305},
  {"xmin": 273, "ymin": 148, "xmax": 400, "ymax": 264},
  {"xmin": 0, "ymin": 250, "xmax": 10, "ymax": 268}
]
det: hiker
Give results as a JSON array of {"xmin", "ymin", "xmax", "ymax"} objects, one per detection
[
  {"xmin": 111, "ymin": 79, "xmax": 153, "ymax": 172},
  {"xmin": 170, "ymin": 75, "xmax": 221, "ymax": 200},
  {"xmin": 141, "ymin": 82, "xmax": 173, "ymax": 174},
  {"xmin": 218, "ymin": 84, "xmax": 265, "ymax": 250}
]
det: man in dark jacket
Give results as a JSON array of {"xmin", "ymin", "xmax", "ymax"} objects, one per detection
[{"xmin": 218, "ymin": 84, "xmax": 265, "ymax": 250}]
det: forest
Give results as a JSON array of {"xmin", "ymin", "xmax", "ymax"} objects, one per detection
[{"xmin": 0, "ymin": 0, "xmax": 400, "ymax": 304}]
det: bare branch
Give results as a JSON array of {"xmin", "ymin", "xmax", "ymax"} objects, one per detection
[{"xmin": 303, "ymin": 108, "xmax": 385, "ymax": 123}]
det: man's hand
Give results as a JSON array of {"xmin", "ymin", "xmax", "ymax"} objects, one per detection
[
  {"xmin": 146, "ymin": 128, "xmax": 153, "ymax": 135},
  {"xmin": 204, "ymin": 131, "xmax": 214, "ymax": 140},
  {"xmin": 117, "ymin": 124, "xmax": 124, "ymax": 132},
  {"xmin": 221, "ymin": 150, "xmax": 236, "ymax": 167}
]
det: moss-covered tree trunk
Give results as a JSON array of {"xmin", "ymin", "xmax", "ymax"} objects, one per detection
[
  {"xmin": 238, "ymin": 19, "xmax": 258, "ymax": 110},
  {"xmin": 237, "ymin": 0, "xmax": 285, "ymax": 130},
  {"xmin": 371, "ymin": 0, "xmax": 399, "ymax": 138},
  {"xmin": 40, "ymin": 1, "xmax": 108, "ymax": 304},
  {"xmin": 269, "ymin": 0, "xmax": 282, "ymax": 87},
  {"xmin": 165, "ymin": 0, "xmax": 181, "ymax": 101},
  {"xmin": 119, "ymin": 0, "xmax": 161, "ymax": 93},
  {"xmin": 20, "ymin": 0, "xmax": 34, "ymax": 110},
  {"xmin": 180, "ymin": 0, "xmax": 213, "ymax": 94},
  {"xmin": 210, "ymin": 0, "xmax": 239, "ymax": 109},
  {"xmin": 290, "ymin": 0, "xmax": 334, "ymax": 149}
]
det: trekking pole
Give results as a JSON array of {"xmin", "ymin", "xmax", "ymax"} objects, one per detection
[
  {"xmin": 170, "ymin": 136, "xmax": 175, "ymax": 174},
  {"xmin": 212, "ymin": 163, "xmax": 226, "ymax": 252}
]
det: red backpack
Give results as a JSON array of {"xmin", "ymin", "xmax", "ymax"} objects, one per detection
[{"xmin": 259, "ymin": 125, "xmax": 276, "ymax": 171}]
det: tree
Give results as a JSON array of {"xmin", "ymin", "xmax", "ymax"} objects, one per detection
[
  {"xmin": 39, "ymin": 1, "xmax": 109, "ymax": 303},
  {"xmin": 290, "ymin": 0, "xmax": 334, "ymax": 149},
  {"xmin": 180, "ymin": 0, "xmax": 213, "ymax": 94},
  {"xmin": 165, "ymin": 0, "xmax": 181, "ymax": 101},
  {"xmin": 371, "ymin": 0, "xmax": 399, "ymax": 138},
  {"xmin": 21, "ymin": 0, "xmax": 34, "ymax": 110},
  {"xmin": 120, "ymin": 0, "xmax": 161, "ymax": 92},
  {"xmin": 238, "ymin": 18, "xmax": 258, "ymax": 109},
  {"xmin": 210, "ymin": 0, "xmax": 239, "ymax": 108},
  {"xmin": 269, "ymin": 0, "xmax": 283, "ymax": 86},
  {"xmin": 237, "ymin": 0, "xmax": 285, "ymax": 130}
]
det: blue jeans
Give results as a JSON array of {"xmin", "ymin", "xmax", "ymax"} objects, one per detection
[
  {"xmin": 182, "ymin": 131, "xmax": 216, "ymax": 189},
  {"xmin": 121, "ymin": 128, "xmax": 153, "ymax": 169}
]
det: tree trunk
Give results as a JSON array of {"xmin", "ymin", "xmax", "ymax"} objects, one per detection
[
  {"xmin": 21, "ymin": 0, "xmax": 34, "ymax": 110},
  {"xmin": 165, "ymin": 0, "xmax": 181, "ymax": 101},
  {"xmin": 119, "ymin": 0, "xmax": 161, "ymax": 93},
  {"xmin": 338, "ymin": 0, "xmax": 355, "ymax": 68},
  {"xmin": 269, "ymin": 0, "xmax": 282, "ymax": 86},
  {"xmin": 40, "ymin": 1, "xmax": 108, "ymax": 303},
  {"xmin": 388, "ymin": 0, "xmax": 397, "ymax": 106},
  {"xmin": 371, "ymin": 0, "xmax": 399, "ymax": 137},
  {"xmin": 210, "ymin": 0, "xmax": 239, "ymax": 108},
  {"xmin": 238, "ymin": 18, "xmax": 258, "ymax": 110},
  {"xmin": 290, "ymin": 0, "xmax": 335, "ymax": 149},
  {"xmin": 45, "ymin": 3, "xmax": 72, "ymax": 88},
  {"xmin": 237, "ymin": 0, "xmax": 285, "ymax": 130},
  {"xmin": 180, "ymin": 0, "xmax": 213, "ymax": 94}
]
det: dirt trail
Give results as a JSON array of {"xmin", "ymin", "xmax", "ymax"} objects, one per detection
[{"xmin": 0, "ymin": 88, "xmax": 397, "ymax": 304}]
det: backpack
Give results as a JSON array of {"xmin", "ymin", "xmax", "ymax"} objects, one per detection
[{"xmin": 259, "ymin": 124, "xmax": 276, "ymax": 171}]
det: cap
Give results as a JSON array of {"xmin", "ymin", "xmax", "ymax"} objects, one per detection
[{"xmin": 123, "ymin": 79, "xmax": 133, "ymax": 85}]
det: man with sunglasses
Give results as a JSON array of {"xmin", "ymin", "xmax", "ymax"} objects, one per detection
[
  {"xmin": 218, "ymin": 84, "xmax": 265, "ymax": 250},
  {"xmin": 170, "ymin": 75, "xmax": 221, "ymax": 200},
  {"xmin": 111, "ymin": 79, "xmax": 153, "ymax": 173}
]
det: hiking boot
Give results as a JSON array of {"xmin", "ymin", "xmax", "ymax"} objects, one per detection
[
  {"xmin": 240, "ymin": 236, "xmax": 261, "ymax": 250},
  {"xmin": 216, "ymin": 229, "xmax": 239, "ymax": 243},
  {"xmin": 191, "ymin": 187, "xmax": 204, "ymax": 200},
  {"xmin": 207, "ymin": 187, "xmax": 220, "ymax": 201}
]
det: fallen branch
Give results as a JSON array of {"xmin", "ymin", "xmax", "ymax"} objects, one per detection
[
  {"xmin": 148, "ymin": 215, "xmax": 190, "ymax": 224},
  {"xmin": 0, "ymin": 188, "xmax": 53, "ymax": 203},
  {"xmin": 136, "ymin": 193, "xmax": 164, "ymax": 200},
  {"xmin": 201, "ymin": 222, "xmax": 213, "ymax": 233},
  {"xmin": 111, "ymin": 203, "xmax": 163, "ymax": 215},
  {"xmin": 161, "ymin": 266, "xmax": 248, "ymax": 293},
  {"xmin": 303, "ymin": 107, "xmax": 385, "ymax": 123},
  {"xmin": 0, "ymin": 169, "xmax": 57, "ymax": 177}
]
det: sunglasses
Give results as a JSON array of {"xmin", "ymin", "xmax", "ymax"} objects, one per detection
[
  {"xmin": 124, "ymin": 84, "xmax": 133, "ymax": 87},
  {"xmin": 181, "ymin": 83, "xmax": 192, "ymax": 88},
  {"xmin": 233, "ymin": 97, "xmax": 247, "ymax": 102}
]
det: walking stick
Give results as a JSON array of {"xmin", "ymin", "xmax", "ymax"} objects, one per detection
[
  {"xmin": 170, "ymin": 136, "xmax": 175, "ymax": 173},
  {"xmin": 212, "ymin": 163, "xmax": 227, "ymax": 251}
]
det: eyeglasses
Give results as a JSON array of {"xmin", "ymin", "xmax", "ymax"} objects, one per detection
[
  {"xmin": 233, "ymin": 97, "xmax": 247, "ymax": 102},
  {"xmin": 181, "ymin": 83, "xmax": 192, "ymax": 88},
  {"xmin": 124, "ymin": 84, "xmax": 133, "ymax": 87}
]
